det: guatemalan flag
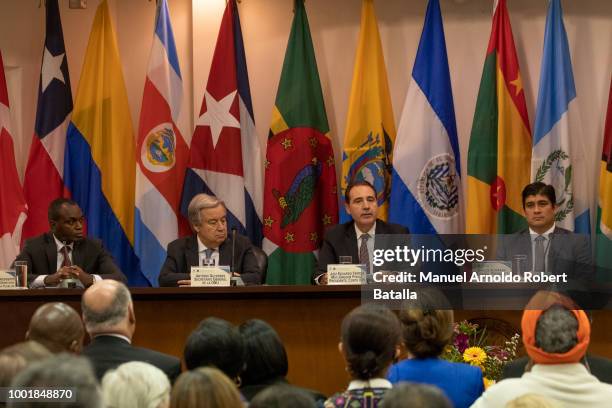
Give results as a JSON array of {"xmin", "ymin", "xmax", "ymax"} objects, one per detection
[
  {"xmin": 532, "ymin": 0, "xmax": 590, "ymax": 233},
  {"xmin": 181, "ymin": 0, "xmax": 263, "ymax": 246},
  {"xmin": 389, "ymin": 0, "xmax": 462, "ymax": 234},
  {"xmin": 135, "ymin": 0, "xmax": 189, "ymax": 286}
]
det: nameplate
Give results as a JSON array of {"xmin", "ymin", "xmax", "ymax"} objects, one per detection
[
  {"xmin": 191, "ymin": 266, "xmax": 231, "ymax": 287},
  {"xmin": 471, "ymin": 261, "xmax": 512, "ymax": 276},
  {"xmin": 327, "ymin": 264, "xmax": 365, "ymax": 285},
  {"xmin": 0, "ymin": 270, "xmax": 17, "ymax": 289}
]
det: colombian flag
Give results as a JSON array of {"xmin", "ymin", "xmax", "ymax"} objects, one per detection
[
  {"xmin": 340, "ymin": 0, "xmax": 395, "ymax": 222},
  {"xmin": 466, "ymin": 0, "xmax": 531, "ymax": 234},
  {"xmin": 64, "ymin": 0, "xmax": 144, "ymax": 285}
]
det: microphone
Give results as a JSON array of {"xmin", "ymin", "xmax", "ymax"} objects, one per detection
[{"xmin": 231, "ymin": 227, "xmax": 237, "ymax": 273}]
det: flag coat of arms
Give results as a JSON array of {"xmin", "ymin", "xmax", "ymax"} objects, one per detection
[
  {"xmin": 389, "ymin": 0, "xmax": 462, "ymax": 234},
  {"xmin": 466, "ymin": 0, "xmax": 531, "ymax": 234},
  {"xmin": 182, "ymin": 0, "xmax": 263, "ymax": 247},
  {"xmin": 340, "ymin": 0, "xmax": 396, "ymax": 223},
  {"xmin": 64, "ymin": 0, "xmax": 145, "ymax": 285},
  {"xmin": 532, "ymin": 0, "xmax": 590, "ymax": 233},
  {"xmin": 0, "ymin": 51, "xmax": 27, "ymax": 269},
  {"xmin": 596, "ymin": 78, "xmax": 612, "ymax": 279},
  {"xmin": 263, "ymin": 0, "xmax": 338, "ymax": 285},
  {"xmin": 22, "ymin": 0, "xmax": 73, "ymax": 240},
  {"xmin": 135, "ymin": 0, "xmax": 189, "ymax": 286}
]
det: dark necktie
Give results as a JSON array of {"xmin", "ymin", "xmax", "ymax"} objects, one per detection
[
  {"xmin": 359, "ymin": 234, "xmax": 370, "ymax": 274},
  {"xmin": 534, "ymin": 235, "xmax": 546, "ymax": 272},
  {"xmin": 61, "ymin": 246, "xmax": 72, "ymax": 267},
  {"xmin": 203, "ymin": 248, "xmax": 214, "ymax": 266}
]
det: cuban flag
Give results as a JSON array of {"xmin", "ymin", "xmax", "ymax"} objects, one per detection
[
  {"xmin": 22, "ymin": 0, "xmax": 72, "ymax": 240},
  {"xmin": 532, "ymin": 0, "xmax": 590, "ymax": 233},
  {"xmin": 181, "ymin": 0, "xmax": 263, "ymax": 245},
  {"xmin": 389, "ymin": 0, "xmax": 462, "ymax": 234},
  {"xmin": 135, "ymin": 0, "xmax": 189, "ymax": 286}
]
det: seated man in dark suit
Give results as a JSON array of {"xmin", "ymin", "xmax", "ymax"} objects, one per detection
[
  {"xmin": 81, "ymin": 280, "xmax": 181, "ymax": 382},
  {"xmin": 497, "ymin": 182, "xmax": 592, "ymax": 279},
  {"xmin": 158, "ymin": 193, "xmax": 263, "ymax": 287},
  {"xmin": 14, "ymin": 198, "xmax": 126, "ymax": 288},
  {"xmin": 315, "ymin": 181, "xmax": 408, "ymax": 284}
]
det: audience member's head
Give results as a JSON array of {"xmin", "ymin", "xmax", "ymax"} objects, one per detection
[
  {"xmin": 239, "ymin": 319, "xmax": 288, "ymax": 386},
  {"xmin": 8, "ymin": 353, "xmax": 101, "ymax": 408},
  {"xmin": 339, "ymin": 304, "xmax": 401, "ymax": 380},
  {"xmin": 522, "ymin": 291, "xmax": 590, "ymax": 365},
  {"xmin": 399, "ymin": 289, "xmax": 454, "ymax": 359},
  {"xmin": 170, "ymin": 367, "xmax": 242, "ymax": 408},
  {"xmin": 184, "ymin": 318, "xmax": 245, "ymax": 382},
  {"xmin": 81, "ymin": 280, "xmax": 135, "ymax": 339},
  {"xmin": 0, "ymin": 341, "xmax": 51, "ymax": 387},
  {"xmin": 102, "ymin": 361, "xmax": 170, "ymax": 408},
  {"xmin": 26, "ymin": 302, "xmax": 84, "ymax": 354},
  {"xmin": 382, "ymin": 382, "xmax": 452, "ymax": 408},
  {"xmin": 505, "ymin": 393, "xmax": 561, "ymax": 408},
  {"xmin": 249, "ymin": 384, "xmax": 316, "ymax": 408}
]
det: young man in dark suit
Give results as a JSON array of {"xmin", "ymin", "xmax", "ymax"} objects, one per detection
[
  {"xmin": 315, "ymin": 181, "xmax": 408, "ymax": 284},
  {"xmin": 158, "ymin": 193, "xmax": 262, "ymax": 286},
  {"xmin": 81, "ymin": 280, "xmax": 181, "ymax": 382},
  {"xmin": 14, "ymin": 198, "xmax": 126, "ymax": 288}
]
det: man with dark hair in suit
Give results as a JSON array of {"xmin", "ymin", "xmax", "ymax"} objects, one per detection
[
  {"xmin": 315, "ymin": 181, "xmax": 408, "ymax": 284},
  {"xmin": 158, "ymin": 193, "xmax": 262, "ymax": 287},
  {"xmin": 81, "ymin": 280, "xmax": 180, "ymax": 382},
  {"xmin": 14, "ymin": 198, "xmax": 126, "ymax": 288},
  {"xmin": 497, "ymin": 182, "xmax": 592, "ymax": 279}
]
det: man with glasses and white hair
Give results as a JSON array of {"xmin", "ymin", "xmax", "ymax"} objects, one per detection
[{"xmin": 158, "ymin": 193, "xmax": 262, "ymax": 286}]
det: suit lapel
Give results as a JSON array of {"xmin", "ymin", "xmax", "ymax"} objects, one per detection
[
  {"xmin": 186, "ymin": 235, "xmax": 199, "ymax": 268},
  {"xmin": 519, "ymin": 230, "xmax": 534, "ymax": 271},
  {"xmin": 219, "ymin": 239, "xmax": 231, "ymax": 266},
  {"xmin": 72, "ymin": 240, "xmax": 84, "ymax": 267},
  {"xmin": 344, "ymin": 222, "xmax": 360, "ymax": 263},
  {"xmin": 45, "ymin": 234, "xmax": 58, "ymax": 274}
]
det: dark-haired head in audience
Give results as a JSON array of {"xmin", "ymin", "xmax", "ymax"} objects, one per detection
[
  {"xmin": 340, "ymin": 304, "xmax": 400, "ymax": 381},
  {"xmin": 170, "ymin": 366, "xmax": 242, "ymax": 408},
  {"xmin": 0, "ymin": 341, "xmax": 51, "ymax": 388},
  {"xmin": 387, "ymin": 289, "xmax": 484, "ymax": 408},
  {"xmin": 8, "ymin": 353, "xmax": 101, "ymax": 408},
  {"xmin": 26, "ymin": 302, "xmax": 84, "ymax": 354},
  {"xmin": 382, "ymin": 382, "xmax": 452, "ymax": 408},
  {"xmin": 184, "ymin": 317, "xmax": 245, "ymax": 384},
  {"xmin": 249, "ymin": 384, "xmax": 316, "ymax": 408}
]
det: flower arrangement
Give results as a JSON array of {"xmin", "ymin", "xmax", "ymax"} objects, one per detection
[{"xmin": 441, "ymin": 320, "xmax": 520, "ymax": 387}]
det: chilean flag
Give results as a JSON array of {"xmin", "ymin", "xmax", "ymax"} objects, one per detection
[
  {"xmin": 135, "ymin": 0, "xmax": 189, "ymax": 286},
  {"xmin": 181, "ymin": 0, "xmax": 263, "ymax": 245},
  {"xmin": 22, "ymin": 0, "xmax": 72, "ymax": 240},
  {"xmin": 0, "ymin": 50, "xmax": 27, "ymax": 268}
]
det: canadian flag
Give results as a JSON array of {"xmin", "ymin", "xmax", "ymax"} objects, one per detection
[{"xmin": 0, "ymin": 50, "xmax": 27, "ymax": 269}]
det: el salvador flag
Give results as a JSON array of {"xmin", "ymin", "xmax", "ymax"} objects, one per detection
[
  {"xmin": 389, "ymin": 0, "xmax": 462, "ymax": 235},
  {"xmin": 532, "ymin": 0, "xmax": 590, "ymax": 233}
]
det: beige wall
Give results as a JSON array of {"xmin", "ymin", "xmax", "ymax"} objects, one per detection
[{"xmin": 1, "ymin": 0, "xmax": 611, "ymax": 218}]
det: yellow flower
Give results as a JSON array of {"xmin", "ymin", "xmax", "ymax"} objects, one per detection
[
  {"xmin": 463, "ymin": 347, "xmax": 487, "ymax": 366},
  {"xmin": 483, "ymin": 377, "xmax": 495, "ymax": 389}
]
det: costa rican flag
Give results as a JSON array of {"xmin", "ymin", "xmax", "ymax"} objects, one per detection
[
  {"xmin": 181, "ymin": 0, "xmax": 263, "ymax": 246},
  {"xmin": 135, "ymin": 0, "xmax": 189, "ymax": 286},
  {"xmin": 22, "ymin": 0, "xmax": 72, "ymax": 240}
]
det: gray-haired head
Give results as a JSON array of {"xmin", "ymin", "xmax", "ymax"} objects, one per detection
[
  {"xmin": 187, "ymin": 193, "xmax": 225, "ymax": 228},
  {"xmin": 8, "ymin": 353, "xmax": 101, "ymax": 408},
  {"xmin": 535, "ymin": 305, "xmax": 579, "ymax": 354},
  {"xmin": 381, "ymin": 382, "xmax": 452, "ymax": 408},
  {"xmin": 102, "ymin": 361, "xmax": 170, "ymax": 408},
  {"xmin": 81, "ymin": 280, "xmax": 133, "ymax": 335}
]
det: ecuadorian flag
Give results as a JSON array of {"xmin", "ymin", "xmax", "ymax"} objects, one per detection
[
  {"xmin": 466, "ymin": 0, "xmax": 531, "ymax": 234},
  {"xmin": 64, "ymin": 0, "xmax": 145, "ymax": 285}
]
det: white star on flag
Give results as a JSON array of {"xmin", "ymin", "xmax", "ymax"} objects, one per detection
[
  {"xmin": 196, "ymin": 90, "xmax": 239, "ymax": 148},
  {"xmin": 41, "ymin": 47, "xmax": 65, "ymax": 92}
]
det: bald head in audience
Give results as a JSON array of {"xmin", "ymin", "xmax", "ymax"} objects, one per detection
[
  {"xmin": 26, "ymin": 303, "xmax": 84, "ymax": 354},
  {"xmin": 81, "ymin": 280, "xmax": 135, "ymax": 340}
]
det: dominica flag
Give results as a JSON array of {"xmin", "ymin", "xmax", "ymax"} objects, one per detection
[
  {"xmin": 262, "ymin": 0, "xmax": 338, "ymax": 285},
  {"xmin": 597, "ymin": 78, "xmax": 612, "ymax": 279},
  {"xmin": 340, "ymin": 0, "xmax": 396, "ymax": 223},
  {"xmin": 466, "ymin": 0, "xmax": 531, "ymax": 234}
]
